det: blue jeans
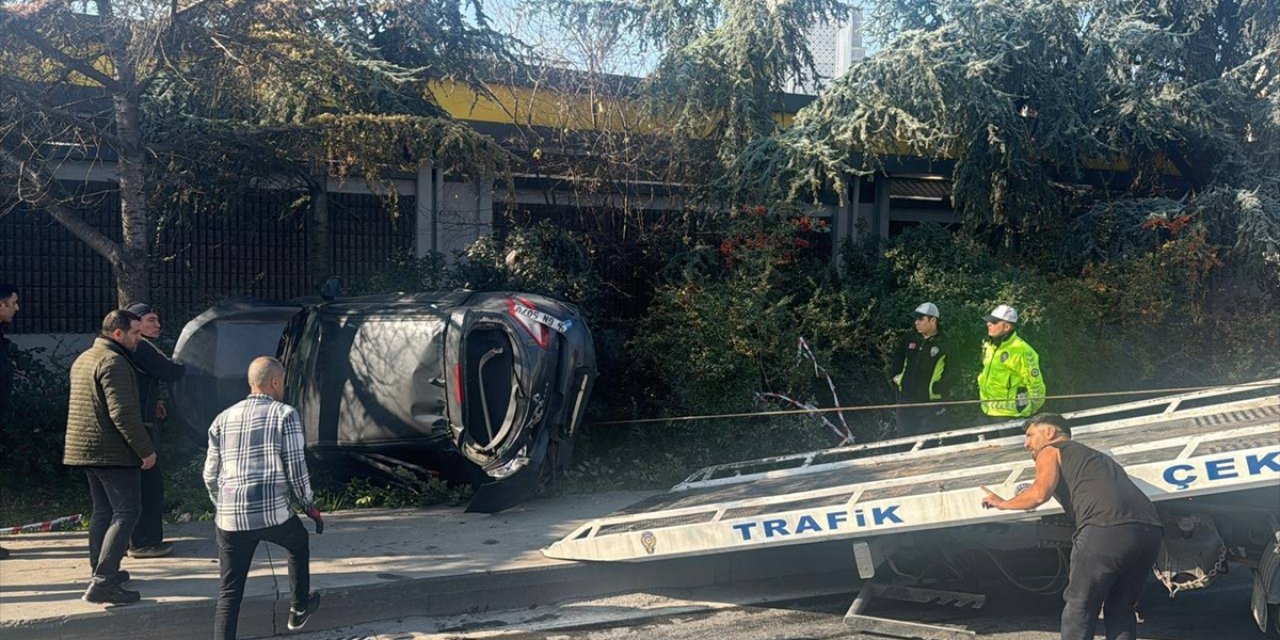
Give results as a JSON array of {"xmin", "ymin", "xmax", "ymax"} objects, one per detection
[
  {"xmin": 1061, "ymin": 524, "xmax": 1163, "ymax": 640},
  {"xmin": 84, "ymin": 467, "xmax": 141, "ymax": 584}
]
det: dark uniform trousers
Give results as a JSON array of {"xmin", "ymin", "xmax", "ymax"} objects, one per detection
[
  {"xmin": 894, "ymin": 405, "xmax": 950, "ymax": 436},
  {"xmin": 130, "ymin": 424, "xmax": 166, "ymax": 548}
]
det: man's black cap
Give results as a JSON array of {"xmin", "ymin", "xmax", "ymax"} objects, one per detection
[{"xmin": 125, "ymin": 302, "xmax": 156, "ymax": 318}]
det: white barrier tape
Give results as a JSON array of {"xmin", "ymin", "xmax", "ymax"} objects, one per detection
[
  {"xmin": 796, "ymin": 337, "xmax": 854, "ymax": 442},
  {"xmin": 1, "ymin": 513, "xmax": 83, "ymax": 536},
  {"xmin": 755, "ymin": 391, "xmax": 853, "ymax": 445}
]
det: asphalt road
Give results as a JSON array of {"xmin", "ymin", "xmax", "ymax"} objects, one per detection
[{"xmin": 291, "ymin": 567, "xmax": 1273, "ymax": 640}]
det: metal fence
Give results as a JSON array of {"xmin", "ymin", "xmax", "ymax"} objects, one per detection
[{"xmin": 0, "ymin": 183, "xmax": 414, "ymax": 334}]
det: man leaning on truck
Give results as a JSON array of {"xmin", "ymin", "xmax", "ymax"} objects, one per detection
[{"xmin": 981, "ymin": 413, "xmax": 1163, "ymax": 640}]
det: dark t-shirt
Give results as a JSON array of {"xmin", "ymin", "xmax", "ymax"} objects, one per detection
[{"xmin": 1052, "ymin": 440, "xmax": 1162, "ymax": 531}]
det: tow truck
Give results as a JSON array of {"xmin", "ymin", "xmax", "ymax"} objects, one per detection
[{"xmin": 545, "ymin": 380, "xmax": 1280, "ymax": 638}]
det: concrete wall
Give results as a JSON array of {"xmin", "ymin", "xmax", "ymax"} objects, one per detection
[
  {"xmin": 8, "ymin": 333, "xmax": 95, "ymax": 368},
  {"xmin": 437, "ymin": 177, "xmax": 494, "ymax": 258},
  {"xmin": 415, "ymin": 163, "xmax": 494, "ymax": 259}
]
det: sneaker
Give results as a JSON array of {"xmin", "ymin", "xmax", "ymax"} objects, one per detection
[
  {"xmin": 93, "ymin": 570, "xmax": 131, "ymax": 586},
  {"xmin": 83, "ymin": 582, "xmax": 141, "ymax": 605},
  {"xmin": 286, "ymin": 591, "xmax": 320, "ymax": 631},
  {"xmin": 128, "ymin": 543, "xmax": 174, "ymax": 558}
]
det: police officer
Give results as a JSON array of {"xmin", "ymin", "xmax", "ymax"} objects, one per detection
[
  {"xmin": 981, "ymin": 413, "xmax": 1162, "ymax": 640},
  {"xmin": 887, "ymin": 302, "xmax": 955, "ymax": 435},
  {"xmin": 978, "ymin": 304, "xmax": 1045, "ymax": 420}
]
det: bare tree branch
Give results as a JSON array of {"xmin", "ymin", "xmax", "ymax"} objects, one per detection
[
  {"xmin": 5, "ymin": 14, "xmax": 118, "ymax": 90},
  {"xmin": 0, "ymin": 141, "xmax": 124, "ymax": 268}
]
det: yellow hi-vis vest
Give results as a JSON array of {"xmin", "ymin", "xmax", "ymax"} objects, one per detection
[{"xmin": 978, "ymin": 332, "xmax": 1046, "ymax": 417}]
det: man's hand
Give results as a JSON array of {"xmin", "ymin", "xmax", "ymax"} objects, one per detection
[
  {"xmin": 141, "ymin": 453, "xmax": 157, "ymax": 470},
  {"xmin": 980, "ymin": 485, "xmax": 1005, "ymax": 510},
  {"xmin": 305, "ymin": 507, "xmax": 324, "ymax": 534},
  {"xmin": 155, "ymin": 401, "xmax": 167, "ymax": 420}
]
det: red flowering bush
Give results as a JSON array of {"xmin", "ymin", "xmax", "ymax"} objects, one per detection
[{"xmin": 717, "ymin": 204, "xmax": 830, "ymax": 269}]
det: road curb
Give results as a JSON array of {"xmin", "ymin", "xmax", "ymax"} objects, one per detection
[{"xmin": 2, "ymin": 540, "xmax": 855, "ymax": 639}]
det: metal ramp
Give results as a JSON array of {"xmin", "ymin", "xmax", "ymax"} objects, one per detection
[{"xmin": 545, "ymin": 380, "xmax": 1280, "ymax": 563}]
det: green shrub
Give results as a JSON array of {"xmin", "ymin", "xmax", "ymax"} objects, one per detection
[
  {"xmin": 1, "ymin": 346, "xmax": 72, "ymax": 484},
  {"xmin": 352, "ymin": 250, "xmax": 450, "ymax": 294},
  {"xmin": 450, "ymin": 221, "xmax": 604, "ymax": 322},
  {"xmin": 629, "ymin": 204, "xmax": 882, "ymax": 442},
  {"xmin": 16, "ymin": 204, "xmax": 1274, "ymax": 515},
  {"xmin": 870, "ymin": 222, "xmax": 1276, "ymax": 414}
]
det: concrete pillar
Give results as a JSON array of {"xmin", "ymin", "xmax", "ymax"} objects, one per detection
[
  {"xmin": 831, "ymin": 175, "xmax": 859, "ymax": 267},
  {"xmin": 834, "ymin": 174, "xmax": 855, "ymax": 263},
  {"xmin": 873, "ymin": 175, "xmax": 892, "ymax": 239},
  {"xmin": 415, "ymin": 161, "xmax": 439, "ymax": 257}
]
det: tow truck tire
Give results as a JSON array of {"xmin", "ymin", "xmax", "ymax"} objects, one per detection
[{"xmin": 1254, "ymin": 533, "xmax": 1280, "ymax": 636}]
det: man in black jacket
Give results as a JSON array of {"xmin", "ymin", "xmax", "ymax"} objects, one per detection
[
  {"xmin": 0, "ymin": 283, "xmax": 18, "ymax": 560},
  {"xmin": 887, "ymin": 302, "xmax": 956, "ymax": 436},
  {"xmin": 124, "ymin": 303, "xmax": 186, "ymax": 559}
]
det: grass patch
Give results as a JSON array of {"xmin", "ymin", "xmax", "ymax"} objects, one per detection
[
  {"xmin": 0, "ymin": 475, "xmax": 91, "ymax": 529},
  {"xmin": 313, "ymin": 468, "xmax": 474, "ymax": 511}
]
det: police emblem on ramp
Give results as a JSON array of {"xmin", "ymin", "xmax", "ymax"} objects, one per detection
[{"xmin": 641, "ymin": 531, "xmax": 657, "ymax": 555}]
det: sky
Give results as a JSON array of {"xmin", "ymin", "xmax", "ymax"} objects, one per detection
[
  {"xmin": 482, "ymin": 0, "xmax": 664, "ymax": 77},
  {"xmin": 480, "ymin": 0, "xmax": 877, "ymax": 81}
]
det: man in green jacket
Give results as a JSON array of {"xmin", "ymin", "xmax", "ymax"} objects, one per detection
[
  {"xmin": 978, "ymin": 304, "xmax": 1046, "ymax": 420},
  {"xmin": 64, "ymin": 309, "xmax": 156, "ymax": 605}
]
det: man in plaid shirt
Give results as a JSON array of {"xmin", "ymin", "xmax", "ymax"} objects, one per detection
[{"xmin": 204, "ymin": 356, "xmax": 323, "ymax": 639}]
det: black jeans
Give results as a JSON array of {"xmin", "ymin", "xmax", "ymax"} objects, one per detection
[
  {"xmin": 215, "ymin": 516, "xmax": 310, "ymax": 640},
  {"xmin": 1061, "ymin": 524, "xmax": 1163, "ymax": 640},
  {"xmin": 84, "ymin": 467, "xmax": 141, "ymax": 584},
  {"xmin": 894, "ymin": 404, "xmax": 948, "ymax": 436},
  {"xmin": 130, "ymin": 430, "xmax": 165, "ymax": 548}
]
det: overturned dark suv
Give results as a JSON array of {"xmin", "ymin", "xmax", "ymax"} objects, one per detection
[{"xmin": 172, "ymin": 292, "xmax": 597, "ymax": 513}]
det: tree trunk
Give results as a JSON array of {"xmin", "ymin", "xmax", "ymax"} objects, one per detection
[
  {"xmin": 308, "ymin": 165, "xmax": 332, "ymax": 290},
  {"xmin": 112, "ymin": 83, "xmax": 150, "ymax": 306}
]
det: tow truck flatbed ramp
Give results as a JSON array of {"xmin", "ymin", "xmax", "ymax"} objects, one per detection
[{"xmin": 545, "ymin": 381, "xmax": 1280, "ymax": 562}]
